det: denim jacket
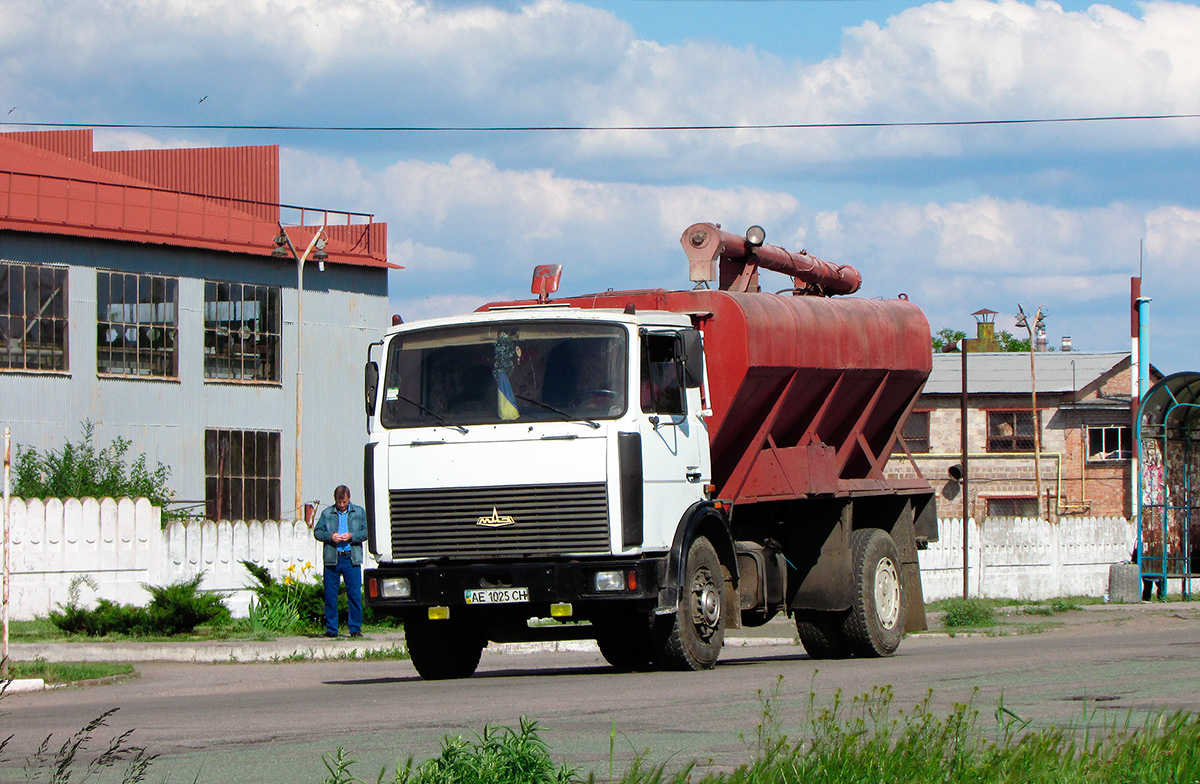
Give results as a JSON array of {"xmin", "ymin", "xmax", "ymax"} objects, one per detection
[{"xmin": 313, "ymin": 503, "xmax": 368, "ymax": 567}]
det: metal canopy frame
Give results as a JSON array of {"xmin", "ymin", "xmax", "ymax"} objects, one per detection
[{"xmin": 1137, "ymin": 372, "xmax": 1200, "ymax": 599}]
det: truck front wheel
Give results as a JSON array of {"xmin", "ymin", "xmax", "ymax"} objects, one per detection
[
  {"xmin": 405, "ymin": 616, "xmax": 485, "ymax": 680},
  {"xmin": 841, "ymin": 528, "xmax": 905, "ymax": 657},
  {"xmin": 654, "ymin": 537, "xmax": 725, "ymax": 671}
]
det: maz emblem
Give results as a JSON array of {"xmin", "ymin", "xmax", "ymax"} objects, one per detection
[{"xmin": 476, "ymin": 507, "xmax": 516, "ymax": 528}]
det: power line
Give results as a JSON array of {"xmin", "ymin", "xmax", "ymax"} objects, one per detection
[{"xmin": 2, "ymin": 113, "xmax": 1200, "ymax": 134}]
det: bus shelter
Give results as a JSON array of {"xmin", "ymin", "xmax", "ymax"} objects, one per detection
[{"xmin": 1137, "ymin": 372, "xmax": 1200, "ymax": 599}]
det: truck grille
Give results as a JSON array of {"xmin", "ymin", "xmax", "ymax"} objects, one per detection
[{"xmin": 389, "ymin": 482, "xmax": 610, "ymax": 559}]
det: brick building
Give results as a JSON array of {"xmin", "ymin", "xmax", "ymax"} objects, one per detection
[{"xmin": 888, "ymin": 350, "xmax": 1159, "ymax": 521}]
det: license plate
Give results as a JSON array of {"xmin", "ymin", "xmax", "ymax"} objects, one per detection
[{"xmin": 464, "ymin": 587, "xmax": 529, "ymax": 604}]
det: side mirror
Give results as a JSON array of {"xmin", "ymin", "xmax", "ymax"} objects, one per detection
[
  {"xmin": 365, "ymin": 361, "xmax": 379, "ymax": 417},
  {"xmin": 679, "ymin": 329, "xmax": 704, "ymax": 389}
]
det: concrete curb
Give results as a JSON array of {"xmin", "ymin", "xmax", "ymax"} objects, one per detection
[
  {"xmin": 5, "ymin": 627, "xmax": 801, "ymax": 664},
  {"xmin": 5, "ymin": 678, "xmax": 46, "ymax": 693}
]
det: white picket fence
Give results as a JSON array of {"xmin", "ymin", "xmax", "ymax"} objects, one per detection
[
  {"xmin": 0, "ymin": 497, "xmax": 1137, "ymax": 620},
  {"xmin": 1, "ymin": 497, "xmax": 332, "ymax": 619}
]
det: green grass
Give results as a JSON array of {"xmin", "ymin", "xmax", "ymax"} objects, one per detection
[
  {"xmin": 5, "ymin": 659, "xmax": 134, "ymax": 684},
  {"xmin": 312, "ymin": 680, "xmax": 1200, "ymax": 784},
  {"xmin": 926, "ymin": 596, "xmax": 1102, "ymax": 632},
  {"xmin": 9, "ymin": 616, "xmax": 402, "ymax": 643}
]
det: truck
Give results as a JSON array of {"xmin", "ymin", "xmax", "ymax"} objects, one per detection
[{"xmin": 362, "ymin": 222, "xmax": 938, "ymax": 680}]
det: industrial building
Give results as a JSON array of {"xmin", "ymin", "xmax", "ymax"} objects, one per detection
[{"xmin": 0, "ymin": 130, "xmax": 394, "ymax": 521}]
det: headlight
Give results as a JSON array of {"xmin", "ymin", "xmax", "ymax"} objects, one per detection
[
  {"xmin": 593, "ymin": 571, "xmax": 624, "ymax": 592},
  {"xmin": 380, "ymin": 577, "xmax": 412, "ymax": 598}
]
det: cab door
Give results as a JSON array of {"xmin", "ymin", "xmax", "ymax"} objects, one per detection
[{"xmin": 636, "ymin": 329, "xmax": 708, "ymax": 551}]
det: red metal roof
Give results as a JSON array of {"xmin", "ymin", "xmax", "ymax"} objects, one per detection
[{"xmin": 0, "ymin": 130, "xmax": 395, "ymax": 269}]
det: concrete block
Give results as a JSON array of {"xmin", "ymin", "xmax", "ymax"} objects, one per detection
[{"xmin": 1108, "ymin": 562, "xmax": 1141, "ymax": 604}]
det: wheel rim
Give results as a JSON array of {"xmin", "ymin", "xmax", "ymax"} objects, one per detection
[
  {"xmin": 873, "ymin": 557, "xmax": 901, "ymax": 630},
  {"xmin": 690, "ymin": 565, "xmax": 721, "ymax": 641}
]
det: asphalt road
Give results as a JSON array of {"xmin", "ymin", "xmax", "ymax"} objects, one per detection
[{"xmin": 6, "ymin": 603, "xmax": 1199, "ymax": 784}]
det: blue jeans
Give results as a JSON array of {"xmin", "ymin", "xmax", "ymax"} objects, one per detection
[{"xmin": 323, "ymin": 553, "xmax": 362, "ymax": 635}]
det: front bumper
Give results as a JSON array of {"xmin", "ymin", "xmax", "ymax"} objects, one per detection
[{"xmin": 365, "ymin": 557, "xmax": 666, "ymax": 616}]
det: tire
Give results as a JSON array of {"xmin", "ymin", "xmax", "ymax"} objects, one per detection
[
  {"xmin": 654, "ymin": 537, "xmax": 726, "ymax": 671},
  {"xmin": 405, "ymin": 616, "xmax": 485, "ymax": 680},
  {"xmin": 841, "ymin": 528, "xmax": 905, "ymax": 658},
  {"xmin": 795, "ymin": 610, "xmax": 850, "ymax": 659},
  {"xmin": 595, "ymin": 613, "xmax": 656, "ymax": 672}
]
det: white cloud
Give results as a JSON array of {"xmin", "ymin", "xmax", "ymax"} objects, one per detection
[
  {"xmin": 279, "ymin": 145, "xmax": 1200, "ymax": 368},
  {"xmin": 7, "ymin": 0, "xmax": 1200, "ymax": 173}
]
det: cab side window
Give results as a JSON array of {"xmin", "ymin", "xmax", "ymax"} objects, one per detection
[{"xmin": 640, "ymin": 333, "xmax": 684, "ymax": 415}]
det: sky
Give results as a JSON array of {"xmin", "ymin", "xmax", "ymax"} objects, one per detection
[{"xmin": 2, "ymin": 0, "xmax": 1199, "ymax": 372}]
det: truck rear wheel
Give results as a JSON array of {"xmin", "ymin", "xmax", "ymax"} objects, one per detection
[
  {"xmin": 654, "ymin": 537, "xmax": 725, "ymax": 671},
  {"xmin": 595, "ymin": 613, "xmax": 656, "ymax": 672},
  {"xmin": 841, "ymin": 528, "xmax": 905, "ymax": 657},
  {"xmin": 795, "ymin": 611, "xmax": 850, "ymax": 659},
  {"xmin": 405, "ymin": 616, "xmax": 485, "ymax": 680}
]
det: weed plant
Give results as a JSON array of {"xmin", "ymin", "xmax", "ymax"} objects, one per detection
[
  {"xmin": 939, "ymin": 597, "xmax": 998, "ymax": 628},
  {"xmin": 320, "ymin": 718, "xmax": 579, "ymax": 784},
  {"xmin": 16, "ymin": 707, "xmax": 157, "ymax": 784}
]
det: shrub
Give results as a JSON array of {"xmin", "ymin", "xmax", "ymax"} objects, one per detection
[
  {"xmin": 143, "ymin": 574, "xmax": 231, "ymax": 635},
  {"xmin": 940, "ymin": 598, "xmax": 997, "ymax": 628},
  {"xmin": 48, "ymin": 573, "xmax": 230, "ymax": 637},
  {"xmin": 14, "ymin": 420, "xmax": 178, "ymax": 522},
  {"xmin": 241, "ymin": 559, "xmax": 398, "ymax": 634},
  {"xmin": 242, "ymin": 560, "xmax": 324, "ymax": 634}
]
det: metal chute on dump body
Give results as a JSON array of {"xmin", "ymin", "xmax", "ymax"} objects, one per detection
[{"xmin": 681, "ymin": 222, "xmax": 862, "ymax": 296}]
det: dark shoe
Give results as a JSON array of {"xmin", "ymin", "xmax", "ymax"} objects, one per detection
[
  {"xmin": 349, "ymin": 632, "xmax": 363, "ymax": 639},
  {"xmin": 323, "ymin": 631, "xmax": 338, "ymax": 638}
]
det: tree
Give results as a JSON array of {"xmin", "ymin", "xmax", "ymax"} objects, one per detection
[
  {"xmin": 932, "ymin": 327, "xmax": 1032, "ymax": 352},
  {"xmin": 931, "ymin": 328, "xmax": 966, "ymax": 352},
  {"xmin": 995, "ymin": 329, "xmax": 1032, "ymax": 352}
]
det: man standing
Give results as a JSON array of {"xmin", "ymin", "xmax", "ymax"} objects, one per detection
[{"xmin": 313, "ymin": 485, "xmax": 368, "ymax": 638}]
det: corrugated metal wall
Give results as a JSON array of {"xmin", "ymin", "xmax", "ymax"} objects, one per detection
[
  {"xmin": 0, "ymin": 130, "xmax": 280, "ymax": 223},
  {"xmin": 92, "ymin": 146, "xmax": 281, "ymax": 223},
  {"xmin": 0, "ymin": 231, "xmax": 389, "ymax": 519}
]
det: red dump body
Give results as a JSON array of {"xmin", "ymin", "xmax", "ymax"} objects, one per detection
[{"xmin": 487, "ymin": 288, "xmax": 933, "ymax": 505}]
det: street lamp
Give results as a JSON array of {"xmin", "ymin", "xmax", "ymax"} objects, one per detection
[
  {"xmin": 273, "ymin": 220, "xmax": 328, "ymax": 523},
  {"xmin": 1016, "ymin": 304, "xmax": 1046, "ymax": 521}
]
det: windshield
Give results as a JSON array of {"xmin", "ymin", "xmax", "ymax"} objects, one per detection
[{"xmin": 380, "ymin": 320, "xmax": 628, "ymax": 429}]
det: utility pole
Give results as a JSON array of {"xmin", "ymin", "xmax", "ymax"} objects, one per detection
[
  {"xmin": 1016, "ymin": 304, "xmax": 1046, "ymax": 521},
  {"xmin": 273, "ymin": 220, "xmax": 328, "ymax": 523}
]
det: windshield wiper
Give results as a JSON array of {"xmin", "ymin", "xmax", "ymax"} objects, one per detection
[
  {"xmin": 516, "ymin": 395, "xmax": 600, "ymax": 429},
  {"xmin": 393, "ymin": 392, "xmax": 468, "ymax": 434}
]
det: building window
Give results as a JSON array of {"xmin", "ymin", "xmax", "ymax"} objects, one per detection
[
  {"xmin": 0, "ymin": 262, "xmax": 68, "ymax": 371},
  {"xmin": 987, "ymin": 410, "xmax": 1035, "ymax": 453},
  {"xmin": 205, "ymin": 429, "xmax": 281, "ymax": 522},
  {"xmin": 898, "ymin": 411, "xmax": 930, "ymax": 454},
  {"xmin": 204, "ymin": 282, "xmax": 281, "ymax": 382},
  {"xmin": 1088, "ymin": 424, "xmax": 1131, "ymax": 461},
  {"xmin": 96, "ymin": 271, "xmax": 178, "ymax": 378},
  {"xmin": 986, "ymin": 497, "xmax": 1038, "ymax": 517}
]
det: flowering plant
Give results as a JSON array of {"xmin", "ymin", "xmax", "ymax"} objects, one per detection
[{"xmin": 242, "ymin": 560, "xmax": 322, "ymax": 635}]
